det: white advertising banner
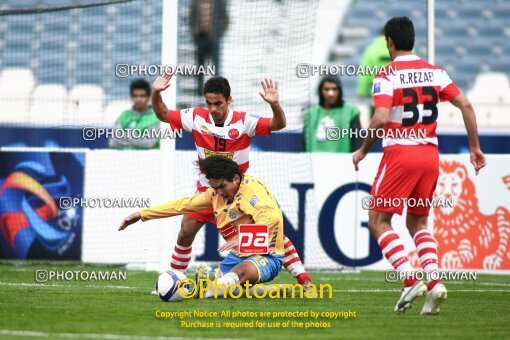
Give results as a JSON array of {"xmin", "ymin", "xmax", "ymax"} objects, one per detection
[{"xmin": 77, "ymin": 149, "xmax": 509, "ymax": 272}]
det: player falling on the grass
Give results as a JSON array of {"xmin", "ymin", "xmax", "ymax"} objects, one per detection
[
  {"xmin": 352, "ymin": 17, "xmax": 486, "ymax": 315},
  {"xmin": 151, "ymin": 73, "xmax": 312, "ymax": 285},
  {"xmin": 119, "ymin": 156, "xmax": 286, "ymax": 296}
]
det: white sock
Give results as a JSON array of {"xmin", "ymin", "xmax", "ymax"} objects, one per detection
[{"xmin": 205, "ymin": 272, "xmax": 239, "ymax": 298}]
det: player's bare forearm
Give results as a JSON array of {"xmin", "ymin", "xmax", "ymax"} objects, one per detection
[
  {"xmin": 360, "ymin": 107, "xmax": 390, "ymax": 153},
  {"xmin": 353, "ymin": 107, "xmax": 389, "ymax": 171},
  {"xmin": 151, "ymin": 90, "xmax": 169, "ymax": 123},
  {"xmin": 151, "ymin": 73, "xmax": 173, "ymax": 123},
  {"xmin": 118, "ymin": 211, "xmax": 141, "ymax": 231},
  {"xmin": 268, "ymin": 102, "xmax": 286, "ymax": 131},
  {"xmin": 259, "ymin": 78, "xmax": 285, "ymax": 130},
  {"xmin": 451, "ymin": 94, "xmax": 480, "ymax": 151},
  {"xmin": 451, "ymin": 94, "xmax": 486, "ymax": 174}
]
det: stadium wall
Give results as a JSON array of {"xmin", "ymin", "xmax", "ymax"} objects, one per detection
[{"xmin": 1, "ymin": 149, "xmax": 509, "ymax": 273}]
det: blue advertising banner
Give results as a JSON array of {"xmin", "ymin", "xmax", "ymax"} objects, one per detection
[{"xmin": 0, "ymin": 151, "xmax": 85, "ymax": 260}]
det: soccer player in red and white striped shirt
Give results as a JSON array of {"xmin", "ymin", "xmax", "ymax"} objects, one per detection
[
  {"xmin": 352, "ymin": 17, "xmax": 486, "ymax": 315},
  {"xmin": 151, "ymin": 73, "xmax": 312, "ymax": 286}
]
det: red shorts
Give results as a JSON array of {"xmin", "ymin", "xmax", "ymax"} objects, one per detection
[
  {"xmin": 186, "ymin": 183, "xmax": 216, "ymax": 224},
  {"xmin": 370, "ymin": 144, "xmax": 439, "ymax": 216}
]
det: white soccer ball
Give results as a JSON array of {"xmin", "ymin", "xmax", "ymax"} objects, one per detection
[{"xmin": 155, "ymin": 270, "xmax": 188, "ymax": 302}]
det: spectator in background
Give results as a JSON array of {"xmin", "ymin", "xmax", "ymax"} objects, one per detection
[
  {"xmin": 357, "ymin": 29, "xmax": 392, "ymax": 117},
  {"xmin": 304, "ymin": 76, "xmax": 362, "ymax": 153},
  {"xmin": 109, "ymin": 79, "xmax": 160, "ymax": 150},
  {"xmin": 190, "ymin": 0, "xmax": 228, "ymax": 95}
]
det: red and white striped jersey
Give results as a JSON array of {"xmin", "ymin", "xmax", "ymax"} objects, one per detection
[
  {"xmin": 167, "ymin": 107, "xmax": 271, "ymax": 186},
  {"xmin": 373, "ymin": 54, "xmax": 461, "ymax": 148}
]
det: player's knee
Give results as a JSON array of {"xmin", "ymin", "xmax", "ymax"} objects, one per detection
[
  {"xmin": 367, "ymin": 211, "xmax": 379, "ymax": 235},
  {"xmin": 178, "ymin": 220, "xmax": 203, "ymax": 243},
  {"xmin": 368, "ymin": 210, "xmax": 391, "ymax": 236}
]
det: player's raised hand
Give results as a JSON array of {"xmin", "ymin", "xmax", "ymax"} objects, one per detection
[
  {"xmin": 259, "ymin": 78, "xmax": 279, "ymax": 105},
  {"xmin": 352, "ymin": 149, "xmax": 367, "ymax": 171},
  {"xmin": 218, "ymin": 238, "xmax": 238, "ymax": 252},
  {"xmin": 152, "ymin": 72, "xmax": 173, "ymax": 92},
  {"xmin": 118, "ymin": 211, "xmax": 141, "ymax": 231},
  {"xmin": 470, "ymin": 148, "xmax": 487, "ymax": 175}
]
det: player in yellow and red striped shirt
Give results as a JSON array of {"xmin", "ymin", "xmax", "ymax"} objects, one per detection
[{"xmin": 151, "ymin": 73, "xmax": 312, "ymax": 286}]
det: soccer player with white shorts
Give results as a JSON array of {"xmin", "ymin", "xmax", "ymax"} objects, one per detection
[
  {"xmin": 151, "ymin": 73, "xmax": 312, "ymax": 286},
  {"xmin": 352, "ymin": 17, "xmax": 487, "ymax": 315},
  {"xmin": 119, "ymin": 156, "xmax": 288, "ymax": 297}
]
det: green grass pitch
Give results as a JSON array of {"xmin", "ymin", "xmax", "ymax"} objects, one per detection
[{"xmin": 0, "ymin": 261, "xmax": 509, "ymax": 339}]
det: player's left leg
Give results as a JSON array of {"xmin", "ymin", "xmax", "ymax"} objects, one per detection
[
  {"xmin": 406, "ymin": 149, "xmax": 445, "ymax": 315},
  {"xmin": 407, "ymin": 213, "xmax": 447, "ymax": 315},
  {"xmin": 282, "ymin": 235, "xmax": 312, "ymax": 285},
  {"xmin": 203, "ymin": 253, "xmax": 283, "ymax": 298}
]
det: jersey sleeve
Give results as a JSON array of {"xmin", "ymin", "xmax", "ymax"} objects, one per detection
[
  {"xmin": 243, "ymin": 113, "xmax": 271, "ymax": 137},
  {"xmin": 139, "ymin": 189, "xmax": 213, "ymax": 221},
  {"xmin": 372, "ymin": 71, "xmax": 394, "ymax": 109},
  {"xmin": 239, "ymin": 191, "xmax": 283, "ymax": 251},
  {"xmin": 438, "ymin": 69, "xmax": 461, "ymax": 102},
  {"xmin": 167, "ymin": 107, "xmax": 195, "ymax": 132}
]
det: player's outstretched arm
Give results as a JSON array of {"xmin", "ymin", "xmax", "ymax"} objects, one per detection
[
  {"xmin": 259, "ymin": 78, "xmax": 287, "ymax": 131},
  {"xmin": 151, "ymin": 73, "xmax": 173, "ymax": 123},
  {"xmin": 352, "ymin": 106, "xmax": 390, "ymax": 171},
  {"xmin": 451, "ymin": 93, "xmax": 487, "ymax": 175}
]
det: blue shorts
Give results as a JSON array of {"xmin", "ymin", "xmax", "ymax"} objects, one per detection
[{"xmin": 219, "ymin": 253, "xmax": 283, "ymax": 283}]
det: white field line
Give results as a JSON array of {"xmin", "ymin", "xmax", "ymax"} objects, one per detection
[
  {"xmin": 0, "ymin": 329, "xmax": 239, "ymax": 339},
  {"xmin": 332, "ymin": 289, "xmax": 510, "ymax": 293},
  {"xmin": 0, "ymin": 282, "xmax": 145, "ymax": 291},
  {"xmin": 315, "ymin": 276, "xmax": 510, "ymax": 287},
  {"xmin": 1, "ymin": 282, "xmax": 509, "ymax": 294}
]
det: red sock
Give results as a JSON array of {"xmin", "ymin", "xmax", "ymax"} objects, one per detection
[
  {"xmin": 282, "ymin": 236, "xmax": 312, "ymax": 284},
  {"xmin": 170, "ymin": 243, "xmax": 192, "ymax": 273},
  {"xmin": 378, "ymin": 230, "xmax": 416, "ymax": 287},
  {"xmin": 414, "ymin": 230, "xmax": 441, "ymax": 290}
]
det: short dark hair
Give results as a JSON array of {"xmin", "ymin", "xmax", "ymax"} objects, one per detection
[
  {"xmin": 198, "ymin": 156, "xmax": 242, "ymax": 182},
  {"xmin": 130, "ymin": 78, "xmax": 151, "ymax": 96},
  {"xmin": 203, "ymin": 77, "xmax": 231, "ymax": 99},
  {"xmin": 384, "ymin": 16, "xmax": 415, "ymax": 51}
]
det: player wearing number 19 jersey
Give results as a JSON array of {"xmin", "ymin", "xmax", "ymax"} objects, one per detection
[
  {"xmin": 151, "ymin": 74, "xmax": 312, "ymax": 286},
  {"xmin": 352, "ymin": 17, "xmax": 486, "ymax": 316}
]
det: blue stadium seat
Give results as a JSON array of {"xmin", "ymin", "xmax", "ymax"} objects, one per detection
[
  {"xmin": 3, "ymin": 39, "xmax": 32, "ymax": 66},
  {"xmin": 75, "ymin": 63, "xmax": 104, "ymax": 84},
  {"xmin": 491, "ymin": 60, "xmax": 510, "ymax": 75},
  {"xmin": 36, "ymin": 57, "xmax": 68, "ymax": 84}
]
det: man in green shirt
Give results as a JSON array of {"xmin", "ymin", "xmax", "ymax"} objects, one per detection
[
  {"xmin": 304, "ymin": 76, "xmax": 362, "ymax": 153},
  {"xmin": 357, "ymin": 31, "xmax": 392, "ymax": 100},
  {"xmin": 109, "ymin": 79, "xmax": 160, "ymax": 149}
]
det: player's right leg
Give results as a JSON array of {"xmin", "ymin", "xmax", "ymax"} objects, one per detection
[
  {"xmin": 282, "ymin": 236, "xmax": 312, "ymax": 285},
  {"xmin": 170, "ymin": 215, "xmax": 205, "ymax": 273},
  {"xmin": 368, "ymin": 210, "xmax": 426, "ymax": 313},
  {"xmin": 369, "ymin": 145, "xmax": 430, "ymax": 312}
]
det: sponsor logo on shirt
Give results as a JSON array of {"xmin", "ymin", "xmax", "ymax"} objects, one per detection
[
  {"xmin": 373, "ymin": 83, "xmax": 381, "ymax": 94},
  {"xmin": 228, "ymin": 128, "xmax": 240, "ymax": 139},
  {"xmin": 249, "ymin": 194, "xmax": 259, "ymax": 207},
  {"xmin": 204, "ymin": 149, "xmax": 234, "ymax": 159},
  {"xmin": 228, "ymin": 209, "xmax": 239, "ymax": 220}
]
